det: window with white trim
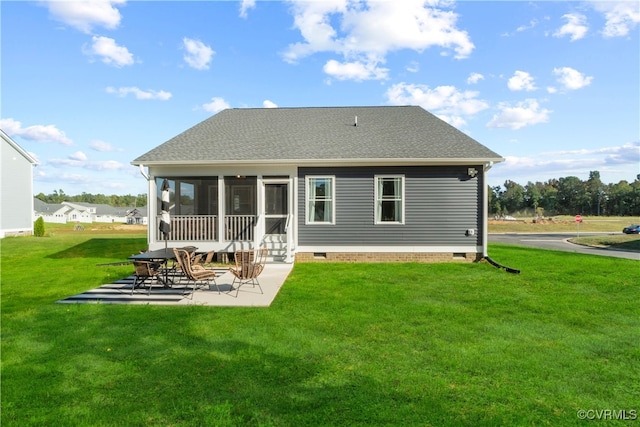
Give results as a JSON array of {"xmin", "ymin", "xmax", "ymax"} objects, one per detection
[
  {"xmin": 375, "ymin": 175, "xmax": 404, "ymax": 224},
  {"xmin": 306, "ymin": 176, "xmax": 335, "ymax": 224}
]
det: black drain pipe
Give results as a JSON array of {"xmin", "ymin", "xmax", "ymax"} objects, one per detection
[{"xmin": 484, "ymin": 256, "xmax": 521, "ymax": 274}]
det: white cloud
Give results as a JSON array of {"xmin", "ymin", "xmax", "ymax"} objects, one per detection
[
  {"xmin": 386, "ymin": 83, "xmax": 489, "ymax": 127},
  {"xmin": 508, "ymin": 71, "xmax": 537, "ymax": 92},
  {"xmin": 240, "ymin": 0, "xmax": 256, "ymax": 19},
  {"xmin": 69, "ymin": 151, "xmax": 88, "ymax": 161},
  {"xmin": 467, "ymin": 72, "xmax": 484, "ymax": 85},
  {"xmin": 202, "ymin": 97, "xmax": 230, "ymax": 114},
  {"xmin": 517, "ymin": 19, "xmax": 539, "ymax": 33},
  {"xmin": 487, "ymin": 99, "xmax": 551, "ymax": 130},
  {"xmin": 553, "ymin": 67, "xmax": 593, "ymax": 90},
  {"xmin": 406, "ymin": 61, "xmax": 420, "ymax": 73},
  {"xmin": 323, "ymin": 58, "xmax": 389, "ymax": 81},
  {"xmin": 0, "ymin": 118, "xmax": 73, "ymax": 145},
  {"xmin": 49, "ymin": 157, "xmax": 126, "ymax": 171},
  {"xmin": 84, "ymin": 36, "xmax": 134, "ymax": 67},
  {"xmin": 263, "ymin": 100, "xmax": 278, "ymax": 108},
  {"xmin": 589, "ymin": 1, "xmax": 640, "ymax": 38},
  {"xmin": 46, "ymin": 0, "xmax": 125, "ymax": 33},
  {"xmin": 106, "ymin": 86, "xmax": 172, "ymax": 100},
  {"xmin": 603, "ymin": 141, "xmax": 640, "ymax": 165},
  {"xmin": 545, "ymin": 141, "xmax": 640, "ymax": 166},
  {"xmin": 90, "ymin": 140, "xmax": 119, "ymax": 152},
  {"xmin": 183, "ymin": 38, "xmax": 215, "ymax": 70},
  {"xmin": 492, "ymin": 141, "xmax": 640, "ymax": 183},
  {"xmin": 283, "ymin": 0, "xmax": 474, "ymax": 80},
  {"xmin": 554, "ymin": 13, "xmax": 589, "ymax": 41}
]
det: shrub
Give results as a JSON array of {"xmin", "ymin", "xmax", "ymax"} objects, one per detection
[{"xmin": 33, "ymin": 217, "xmax": 45, "ymax": 237}]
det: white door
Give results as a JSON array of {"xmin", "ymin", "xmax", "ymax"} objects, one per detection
[{"xmin": 263, "ymin": 182, "xmax": 288, "ymax": 236}]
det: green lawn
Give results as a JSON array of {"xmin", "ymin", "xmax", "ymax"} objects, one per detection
[{"xmin": 1, "ymin": 232, "xmax": 639, "ymax": 426}]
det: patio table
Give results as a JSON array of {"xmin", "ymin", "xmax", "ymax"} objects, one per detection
[{"xmin": 129, "ymin": 247, "xmax": 197, "ymax": 287}]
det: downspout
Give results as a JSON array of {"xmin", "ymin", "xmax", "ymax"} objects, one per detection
[
  {"xmin": 483, "ymin": 161, "xmax": 521, "ymax": 274},
  {"xmin": 482, "ymin": 162, "xmax": 494, "ymax": 257},
  {"xmin": 139, "ymin": 164, "xmax": 152, "ymax": 249}
]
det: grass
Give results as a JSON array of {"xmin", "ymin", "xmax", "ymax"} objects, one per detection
[
  {"xmin": 488, "ymin": 215, "xmax": 640, "ymax": 234},
  {"xmin": 570, "ymin": 234, "xmax": 640, "ymax": 251},
  {"xmin": 2, "ymin": 227, "xmax": 639, "ymax": 426}
]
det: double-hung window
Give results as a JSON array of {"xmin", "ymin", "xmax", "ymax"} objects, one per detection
[
  {"xmin": 375, "ymin": 175, "xmax": 404, "ymax": 224},
  {"xmin": 306, "ymin": 176, "xmax": 335, "ymax": 224}
]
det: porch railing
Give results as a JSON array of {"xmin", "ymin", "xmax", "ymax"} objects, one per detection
[
  {"xmin": 225, "ymin": 215, "xmax": 256, "ymax": 241},
  {"xmin": 156, "ymin": 215, "xmax": 217, "ymax": 241},
  {"xmin": 154, "ymin": 214, "xmax": 257, "ymax": 243}
]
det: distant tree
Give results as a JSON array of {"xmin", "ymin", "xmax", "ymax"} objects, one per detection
[
  {"xmin": 586, "ymin": 171, "xmax": 605, "ymax": 215},
  {"xmin": 524, "ymin": 181, "xmax": 541, "ymax": 213},
  {"xmin": 557, "ymin": 176, "xmax": 587, "ymax": 214},
  {"xmin": 34, "ymin": 191, "xmax": 147, "ymax": 208},
  {"xmin": 488, "ymin": 185, "xmax": 503, "ymax": 215},
  {"xmin": 502, "ymin": 180, "xmax": 525, "ymax": 214},
  {"xmin": 608, "ymin": 180, "xmax": 633, "ymax": 216},
  {"xmin": 34, "ymin": 217, "xmax": 45, "ymax": 237}
]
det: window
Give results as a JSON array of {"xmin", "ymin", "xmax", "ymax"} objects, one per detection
[
  {"xmin": 375, "ymin": 175, "xmax": 404, "ymax": 224},
  {"xmin": 306, "ymin": 176, "xmax": 335, "ymax": 224}
]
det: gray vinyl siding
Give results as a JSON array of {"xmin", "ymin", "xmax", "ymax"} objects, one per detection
[{"xmin": 298, "ymin": 166, "xmax": 483, "ymax": 247}]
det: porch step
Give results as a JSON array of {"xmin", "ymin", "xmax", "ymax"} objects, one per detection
[{"xmin": 261, "ymin": 236, "xmax": 291, "ymax": 263}]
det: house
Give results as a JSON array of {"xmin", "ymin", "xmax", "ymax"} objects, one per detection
[
  {"xmin": 33, "ymin": 198, "xmax": 148, "ymax": 225},
  {"xmin": 132, "ymin": 106, "xmax": 504, "ymax": 263},
  {"xmin": 1, "ymin": 130, "xmax": 38, "ymax": 238}
]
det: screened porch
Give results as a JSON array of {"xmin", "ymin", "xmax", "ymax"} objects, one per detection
[{"xmin": 152, "ymin": 175, "xmax": 290, "ymax": 246}]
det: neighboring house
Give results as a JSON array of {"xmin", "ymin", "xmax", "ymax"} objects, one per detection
[
  {"xmin": 132, "ymin": 106, "xmax": 504, "ymax": 263},
  {"xmin": 33, "ymin": 199, "xmax": 148, "ymax": 225},
  {"xmin": 126, "ymin": 207, "xmax": 148, "ymax": 225},
  {"xmin": 1, "ymin": 130, "xmax": 38, "ymax": 238},
  {"xmin": 33, "ymin": 198, "xmax": 68, "ymax": 224}
]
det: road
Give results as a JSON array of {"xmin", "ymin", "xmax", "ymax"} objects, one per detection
[{"xmin": 488, "ymin": 233, "xmax": 639, "ymax": 261}]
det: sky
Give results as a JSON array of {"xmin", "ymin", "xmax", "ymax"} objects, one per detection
[{"xmin": 1, "ymin": 0, "xmax": 639, "ymax": 197}]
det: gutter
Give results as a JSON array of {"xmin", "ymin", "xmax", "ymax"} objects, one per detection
[{"xmin": 131, "ymin": 157, "xmax": 506, "ymax": 167}]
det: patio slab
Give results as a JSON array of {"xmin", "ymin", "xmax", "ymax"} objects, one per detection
[{"xmin": 57, "ymin": 264, "xmax": 294, "ymax": 306}]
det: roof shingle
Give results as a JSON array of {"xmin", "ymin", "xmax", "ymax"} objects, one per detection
[{"xmin": 132, "ymin": 106, "xmax": 503, "ymax": 164}]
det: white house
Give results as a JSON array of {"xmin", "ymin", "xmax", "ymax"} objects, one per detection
[
  {"xmin": 33, "ymin": 199, "xmax": 148, "ymax": 225},
  {"xmin": 1, "ymin": 130, "xmax": 38, "ymax": 238}
]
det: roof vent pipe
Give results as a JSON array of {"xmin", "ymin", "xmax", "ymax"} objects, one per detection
[{"xmin": 354, "ymin": 115, "xmax": 358, "ymax": 127}]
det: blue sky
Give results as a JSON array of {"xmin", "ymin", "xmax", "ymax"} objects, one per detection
[{"xmin": 2, "ymin": 0, "xmax": 639, "ymax": 197}]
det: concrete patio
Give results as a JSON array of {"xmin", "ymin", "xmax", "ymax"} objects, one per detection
[{"xmin": 57, "ymin": 263, "xmax": 294, "ymax": 306}]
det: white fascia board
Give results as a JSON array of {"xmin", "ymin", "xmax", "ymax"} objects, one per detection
[{"xmin": 133, "ymin": 157, "xmax": 505, "ymax": 167}]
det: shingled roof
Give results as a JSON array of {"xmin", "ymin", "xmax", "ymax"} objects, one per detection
[{"xmin": 132, "ymin": 106, "xmax": 503, "ymax": 165}]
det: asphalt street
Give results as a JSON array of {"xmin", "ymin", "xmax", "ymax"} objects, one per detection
[{"xmin": 488, "ymin": 233, "xmax": 640, "ymax": 261}]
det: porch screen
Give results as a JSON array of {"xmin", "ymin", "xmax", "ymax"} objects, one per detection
[
  {"xmin": 155, "ymin": 178, "xmax": 218, "ymax": 215},
  {"xmin": 306, "ymin": 176, "xmax": 334, "ymax": 224}
]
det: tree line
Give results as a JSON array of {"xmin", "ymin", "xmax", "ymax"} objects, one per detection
[
  {"xmin": 490, "ymin": 171, "xmax": 640, "ymax": 217},
  {"xmin": 35, "ymin": 189, "xmax": 147, "ymax": 208}
]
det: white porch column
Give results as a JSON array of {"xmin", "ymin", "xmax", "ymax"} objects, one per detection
[
  {"xmin": 218, "ymin": 175, "xmax": 224, "ymax": 243},
  {"xmin": 149, "ymin": 176, "xmax": 157, "ymax": 248}
]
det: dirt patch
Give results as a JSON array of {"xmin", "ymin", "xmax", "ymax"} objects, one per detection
[{"xmin": 113, "ymin": 224, "xmax": 147, "ymax": 231}]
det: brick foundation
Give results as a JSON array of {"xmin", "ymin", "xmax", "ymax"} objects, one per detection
[{"xmin": 295, "ymin": 252, "xmax": 483, "ymax": 263}]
